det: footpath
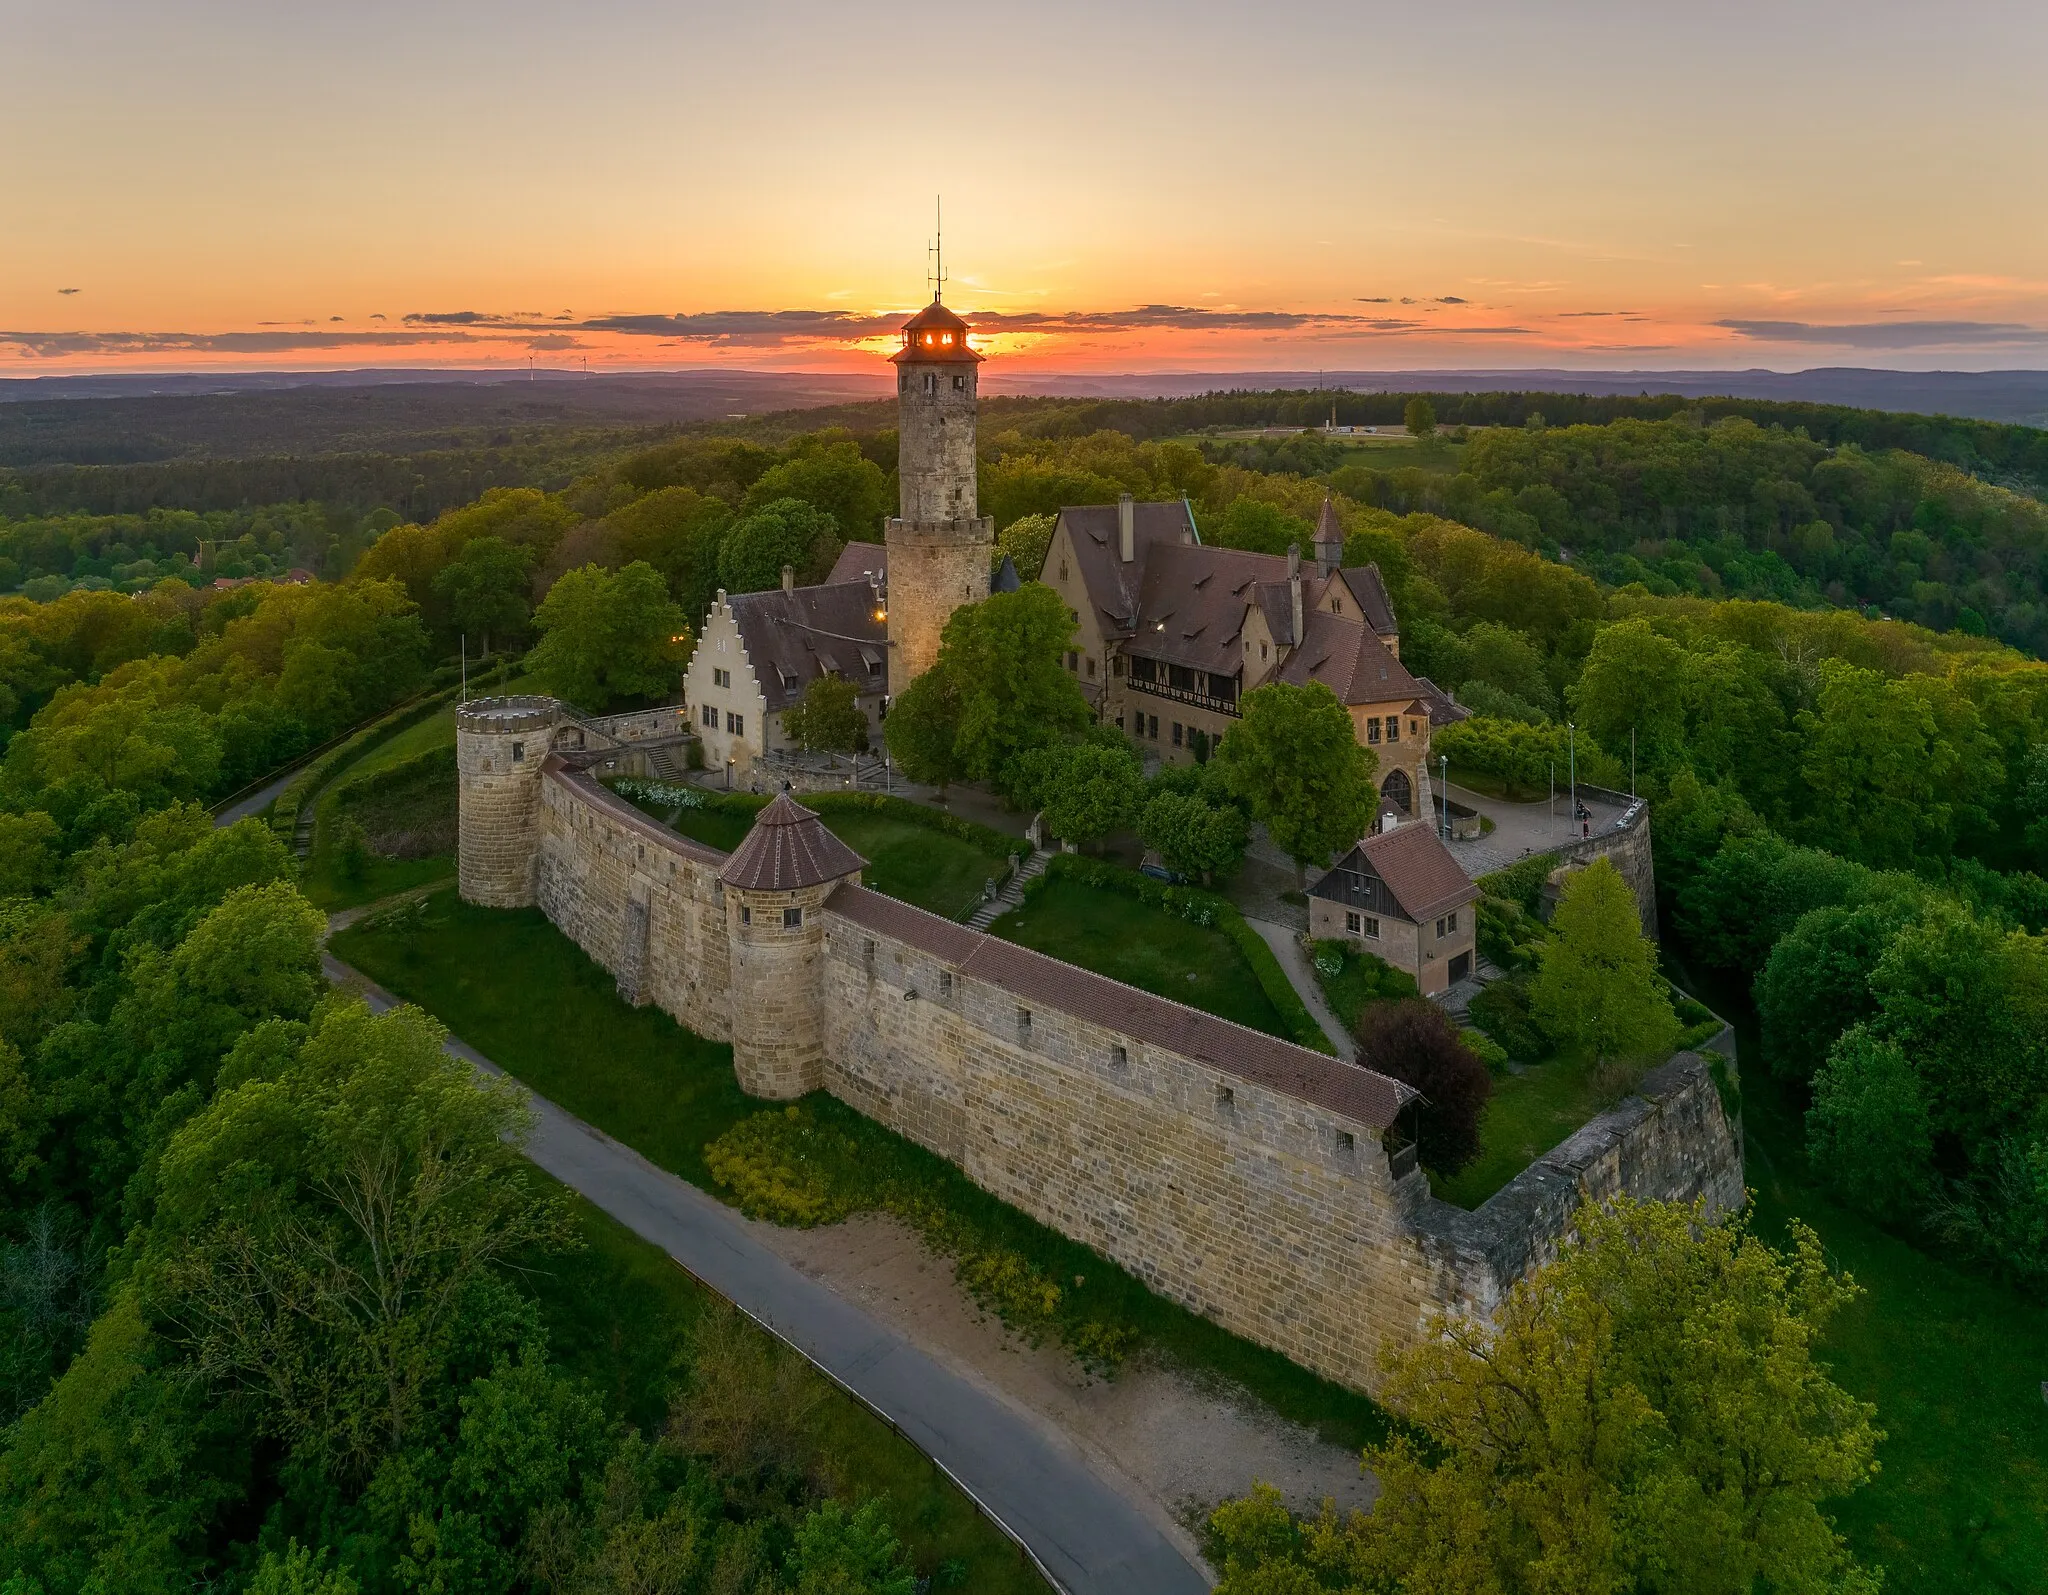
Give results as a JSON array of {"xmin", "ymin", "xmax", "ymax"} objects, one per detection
[{"xmin": 321, "ymin": 948, "xmax": 1210, "ymax": 1595}]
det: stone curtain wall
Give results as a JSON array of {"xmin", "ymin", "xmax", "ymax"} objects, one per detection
[
  {"xmin": 471, "ymin": 744, "xmax": 1745, "ymax": 1394},
  {"xmin": 817, "ymin": 887, "xmax": 1440, "ymax": 1388},
  {"xmin": 533, "ymin": 766, "xmax": 734, "ymax": 1041},
  {"xmin": 1414, "ymin": 1054, "xmax": 1744, "ymax": 1317}
]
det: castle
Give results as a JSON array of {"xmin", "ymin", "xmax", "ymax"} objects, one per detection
[
  {"xmin": 462, "ymin": 282, "xmax": 1741, "ymax": 1392},
  {"xmin": 456, "ymin": 697, "xmax": 1741, "ymax": 1393}
]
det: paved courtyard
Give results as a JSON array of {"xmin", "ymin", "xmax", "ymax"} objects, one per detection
[{"xmin": 1438, "ymin": 780, "xmax": 1635, "ymax": 877}]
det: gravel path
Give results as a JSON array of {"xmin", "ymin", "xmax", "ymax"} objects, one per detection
[{"xmin": 1244, "ymin": 918, "xmax": 1354, "ymax": 1055}]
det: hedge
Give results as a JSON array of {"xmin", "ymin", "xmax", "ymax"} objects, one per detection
[
  {"xmin": 269, "ymin": 690, "xmax": 455, "ymax": 843},
  {"xmin": 1029, "ymin": 853, "xmax": 1335, "ymax": 1055},
  {"xmin": 803, "ymin": 791, "xmax": 1031, "ymax": 864}
]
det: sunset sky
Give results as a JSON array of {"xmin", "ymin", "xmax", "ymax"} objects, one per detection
[{"xmin": 5, "ymin": 0, "xmax": 2045, "ymax": 376}]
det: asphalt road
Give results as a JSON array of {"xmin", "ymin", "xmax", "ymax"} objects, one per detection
[{"xmin": 322, "ymin": 951, "xmax": 1211, "ymax": 1595}]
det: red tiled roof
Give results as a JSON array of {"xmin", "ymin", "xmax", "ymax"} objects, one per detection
[
  {"xmin": 720, "ymin": 794, "xmax": 867, "ymax": 891},
  {"xmin": 827, "ymin": 884, "xmax": 1412, "ymax": 1129},
  {"xmin": 1359, "ymin": 823, "xmax": 1478, "ymax": 923},
  {"xmin": 725, "ymin": 580, "xmax": 889, "ymax": 713}
]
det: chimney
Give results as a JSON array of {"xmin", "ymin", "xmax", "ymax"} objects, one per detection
[
  {"xmin": 781, "ymin": 564, "xmax": 795, "ymax": 593},
  {"xmin": 1118, "ymin": 494, "xmax": 1135, "ymax": 563},
  {"xmin": 1287, "ymin": 543, "xmax": 1303, "ymax": 643}
]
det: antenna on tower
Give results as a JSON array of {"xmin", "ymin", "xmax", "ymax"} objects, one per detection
[{"xmin": 927, "ymin": 195, "xmax": 947, "ymax": 305}]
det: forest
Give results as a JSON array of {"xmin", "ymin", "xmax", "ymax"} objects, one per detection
[{"xmin": 2, "ymin": 381, "xmax": 2046, "ymax": 1590}]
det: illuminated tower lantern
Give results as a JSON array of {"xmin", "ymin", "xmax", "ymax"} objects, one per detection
[{"xmin": 885, "ymin": 291, "xmax": 992, "ymax": 696}]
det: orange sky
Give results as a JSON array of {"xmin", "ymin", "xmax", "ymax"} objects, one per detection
[{"xmin": 5, "ymin": 1, "xmax": 2045, "ymax": 376}]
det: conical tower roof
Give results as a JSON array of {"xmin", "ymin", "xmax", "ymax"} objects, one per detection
[
  {"xmin": 891, "ymin": 298, "xmax": 982, "ymax": 364},
  {"xmin": 1315, "ymin": 496, "xmax": 1345, "ymax": 547},
  {"xmin": 719, "ymin": 792, "xmax": 866, "ymax": 891}
]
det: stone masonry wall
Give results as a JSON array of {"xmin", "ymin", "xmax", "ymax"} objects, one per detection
[
  {"xmin": 489, "ymin": 761, "xmax": 1744, "ymax": 1394},
  {"xmin": 816, "ymin": 893, "xmax": 1441, "ymax": 1387},
  {"xmin": 1541, "ymin": 791, "xmax": 1659, "ymax": 936}
]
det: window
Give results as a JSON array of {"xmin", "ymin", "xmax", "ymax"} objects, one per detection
[
  {"xmin": 952, "ymin": 374, "xmax": 965, "ymax": 390},
  {"xmin": 1115, "ymin": 713, "xmax": 1125, "ymax": 730},
  {"xmin": 940, "ymin": 969, "xmax": 953, "ymax": 998},
  {"xmin": 1410, "ymin": 719, "xmax": 1420, "ymax": 738},
  {"xmin": 1086, "ymin": 656, "xmax": 1096, "ymax": 678},
  {"xmin": 713, "ymin": 667, "xmax": 730, "ymax": 688},
  {"xmin": 1260, "ymin": 641, "xmax": 1269, "ymax": 661},
  {"xmin": 1362, "ymin": 915, "xmax": 1381, "ymax": 939},
  {"xmin": 740, "ymin": 905, "xmax": 751, "ymax": 925},
  {"xmin": 1386, "ymin": 716, "xmax": 1400, "ymax": 743},
  {"xmin": 1447, "ymin": 910, "xmax": 1458, "ymax": 933},
  {"xmin": 1172, "ymin": 721, "xmax": 1183, "ymax": 747},
  {"xmin": 1059, "ymin": 560, "xmax": 1069, "ymax": 581},
  {"xmin": 1332, "ymin": 597, "xmax": 1343, "ymax": 615},
  {"xmin": 1435, "ymin": 916, "xmax": 1446, "ymax": 937},
  {"xmin": 1065, "ymin": 650, "xmax": 1077, "ymax": 671},
  {"xmin": 511, "ymin": 741, "xmax": 524, "ymax": 762},
  {"xmin": 784, "ymin": 906, "xmax": 803, "ymax": 929},
  {"xmin": 1110, "ymin": 1043, "xmax": 1127, "ymax": 1069},
  {"xmin": 922, "ymin": 372, "xmax": 936, "ymax": 393},
  {"xmin": 1366, "ymin": 718, "xmax": 1380, "ymax": 744},
  {"xmin": 1017, "ymin": 1006, "xmax": 1032, "ymax": 1042},
  {"xmin": 1345, "ymin": 911, "xmax": 1361, "ymax": 933},
  {"xmin": 1215, "ymin": 1084, "xmax": 1235, "ymax": 1111},
  {"xmin": 726, "ymin": 711, "xmax": 745, "ymax": 736},
  {"xmin": 700, "ymin": 703, "xmax": 717, "ymax": 728},
  {"xmin": 1112, "ymin": 655, "xmax": 1124, "ymax": 677},
  {"xmin": 1148, "ymin": 714, "xmax": 1160, "ymax": 740}
]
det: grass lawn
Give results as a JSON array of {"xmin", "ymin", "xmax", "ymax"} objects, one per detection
[
  {"xmin": 351, "ymin": 668, "xmax": 542, "ymax": 783},
  {"xmin": 333, "ymin": 891, "xmax": 757, "ymax": 1186},
  {"xmin": 1736, "ymin": 1032, "xmax": 2048, "ymax": 1593},
  {"xmin": 333, "ymin": 887, "xmax": 1394, "ymax": 1456},
  {"xmin": 1429, "ymin": 1051, "xmax": 1607, "ymax": 1210},
  {"xmin": 991, "ymin": 877, "xmax": 1288, "ymax": 1038},
  {"xmin": 526, "ymin": 1190, "xmax": 1049, "ymax": 1593},
  {"xmin": 659, "ymin": 801, "xmax": 1012, "ymax": 921}
]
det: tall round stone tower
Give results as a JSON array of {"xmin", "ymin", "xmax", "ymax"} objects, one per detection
[
  {"xmin": 885, "ymin": 298, "xmax": 993, "ymax": 696},
  {"xmin": 456, "ymin": 695, "xmax": 561, "ymax": 907},
  {"xmin": 718, "ymin": 793, "xmax": 866, "ymax": 1099}
]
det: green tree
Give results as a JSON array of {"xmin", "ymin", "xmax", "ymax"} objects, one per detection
[
  {"xmin": 1403, "ymin": 395, "xmax": 1436, "ymax": 437},
  {"xmin": 1528, "ymin": 858, "xmax": 1678, "ymax": 1066},
  {"xmin": 1568, "ymin": 617, "xmax": 1687, "ymax": 783},
  {"xmin": 1754, "ymin": 898, "xmax": 1917, "ymax": 1081},
  {"xmin": 1215, "ymin": 681, "xmax": 1375, "ymax": 876},
  {"xmin": 928, "ymin": 584, "xmax": 1091, "ymax": 792},
  {"xmin": 1211, "ymin": 498, "xmax": 1312, "ymax": 556},
  {"xmin": 1207, "ymin": 1199, "xmax": 1881, "ymax": 1595},
  {"xmin": 994, "ymin": 512, "xmax": 1057, "ymax": 581},
  {"xmin": 142, "ymin": 999, "xmax": 575, "ymax": 1473},
  {"xmin": 603, "ymin": 485, "xmax": 733, "ymax": 631},
  {"xmin": 717, "ymin": 497, "xmax": 841, "ymax": 594},
  {"xmin": 1041, "ymin": 743, "xmax": 1144, "ymax": 849},
  {"xmin": 528, "ymin": 561, "xmax": 690, "ymax": 711},
  {"xmin": 1806, "ymin": 1026, "xmax": 1936, "ymax": 1221},
  {"xmin": 879, "ymin": 666, "xmax": 963, "ymax": 790},
  {"xmin": 783, "ymin": 673, "xmax": 868, "ymax": 753},
  {"xmin": 1139, "ymin": 789, "xmax": 1250, "ymax": 884},
  {"xmin": 740, "ymin": 440, "xmax": 891, "ymax": 546},
  {"xmin": 0, "ymin": 812, "xmax": 60, "ymax": 898},
  {"xmin": 785, "ymin": 1499, "xmax": 918, "ymax": 1595},
  {"xmin": 430, "ymin": 535, "xmax": 532, "ymax": 657}
]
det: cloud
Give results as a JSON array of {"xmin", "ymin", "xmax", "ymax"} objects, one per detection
[
  {"xmin": 57, "ymin": 288, "xmax": 79, "ymax": 296},
  {"xmin": 1356, "ymin": 296, "xmax": 1391, "ymax": 303},
  {"xmin": 0, "ymin": 328, "xmax": 478, "ymax": 357},
  {"xmin": 524, "ymin": 334, "xmax": 584, "ymax": 351},
  {"xmin": 1715, "ymin": 318, "xmax": 2046, "ymax": 348},
  {"xmin": 1437, "ymin": 296, "xmax": 1468, "ymax": 304}
]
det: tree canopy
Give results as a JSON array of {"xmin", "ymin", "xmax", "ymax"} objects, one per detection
[
  {"xmin": 527, "ymin": 560, "xmax": 689, "ymax": 712},
  {"xmin": 1214, "ymin": 681, "xmax": 1376, "ymax": 872}
]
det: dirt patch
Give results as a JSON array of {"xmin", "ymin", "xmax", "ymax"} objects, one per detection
[{"xmin": 744, "ymin": 1210, "xmax": 1376, "ymax": 1570}]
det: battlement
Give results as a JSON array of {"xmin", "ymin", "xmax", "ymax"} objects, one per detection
[{"xmin": 457, "ymin": 694, "xmax": 562, "ymax": 736}]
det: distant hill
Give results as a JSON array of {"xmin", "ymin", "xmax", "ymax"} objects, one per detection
[
  {"xmin": 982, "ymin": 368, "xmax": 2048, "ymax": 429},
  {"xmin": 0, "ymin": 370, "xmax": 887, "ymax": 468}
]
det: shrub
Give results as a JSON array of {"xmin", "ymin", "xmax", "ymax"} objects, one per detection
[
  {"xmin": 1461, "ymin": 1027, "xmax": 1511, "ymax": 1075},
  {"xmin": 1355, "ymin": 999, "xmax": 1493, "ymax": 1174},
  {"xmin": 1466, "ymin": 976, "xmax": 1546, "ymax": 1065}
]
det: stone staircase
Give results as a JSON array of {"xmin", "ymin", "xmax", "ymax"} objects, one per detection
[{"xmin": 966, "ymin": 849, "xmax": 1048, "ymax": 931}]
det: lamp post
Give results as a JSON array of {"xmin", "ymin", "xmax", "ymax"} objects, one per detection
[
  {"xmin": 1630, "ymin": 725, "xmax": 1636, "ymax": 799},
  {"xmin": 1440, "ymin": 753, "xmax": 1450, "ymax": 840},
  {"xmin": 1567, "ymin": 721, "xmax": 1577, "ymax": 839},
  {"xmin": 725, "ymin": 756, "xmax": 734, "ymax": 792}
]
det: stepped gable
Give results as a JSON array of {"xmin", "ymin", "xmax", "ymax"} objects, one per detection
[
  {"xmin": 719, "ymin": 793, "xmax": 866, "ymax": 891},
  {"xmin": 726, "ymin": 581, "xmax": 887, "ymax": 713},
  {"xmin": 829, "ymin": 883, "xmax": 1413, "ymax": 1130}
]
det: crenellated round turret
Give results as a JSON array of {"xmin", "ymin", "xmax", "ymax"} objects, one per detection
[{"xmin": 456, "ymin": 695, "xmax": 562, "ymax": 907}]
